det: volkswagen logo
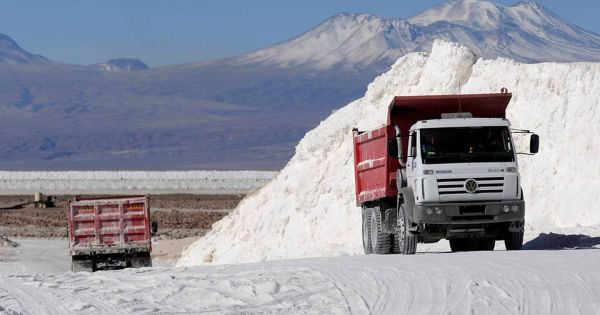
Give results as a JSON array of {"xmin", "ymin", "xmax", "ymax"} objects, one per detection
[{"xmin": 464, "ymin": 179, "xmax": 478, "ymax": 193}]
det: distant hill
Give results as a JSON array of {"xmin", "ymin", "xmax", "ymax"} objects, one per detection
[
  {"xmin": 0, "ymin": 34, "xmax": 50, "ymax": 65},
  {"xmin": 1, "ymin": 0, "xmax": 600, "ymax": 170},
  {"xmin": 93, "ymin": 58, "xmax": 149, "ymax": 72}
]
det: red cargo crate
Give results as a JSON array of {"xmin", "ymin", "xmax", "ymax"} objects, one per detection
[{"xmin": 68, "ymin": 196, "xmax": 151, "ymax": 255}]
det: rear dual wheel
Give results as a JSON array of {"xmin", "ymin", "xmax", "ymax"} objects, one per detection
[
  {"xmin": 362, "ymin": 207, "xmax": 372, "ymax": 255},
  {"xmin": 370, "ymin": 207, "xmax": 391, "ymax": 254},
  {"xmin": 362, "ymin": 203, "xmax": 417, "ymax": 255}
]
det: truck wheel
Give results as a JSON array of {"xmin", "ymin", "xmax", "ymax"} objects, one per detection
[
  {"xmin": 479, "ymin": 239, "xmax": 495, "ymax": 251},
  {"xmin": 449, "ymin": 239, "xmax": 465, "ymax": 252},
  {"xmin": 71, "ymin": 258, "xmax": 93, "ymax": 272},
  {"xmin": 362, "ymin": 207, "xmax": 372, "ymax": 255},
  {"xmin": 130, "ymin": 253, "xmax": 152, "ymax": 268},
  {"xmin": 505, "ymin": 231, "xmax": 524, "ymax": 250},
  {"xmin": 396, "ymin": 204, "xmax": 417, "ymax": 255},
  {"xmin": 370, "ymin": 207, "xmax": 391, "ymax": 254},
  {"xmin": 392, "ymin": 234, "xmax": 400, "ymax": 254}
]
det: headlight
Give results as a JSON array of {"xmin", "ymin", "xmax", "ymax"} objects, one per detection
[
  {"xmin": 435, "ymin": 207, "xmax": 442, "ymax": 214},
  {"xmin": 423, "ymin": 170, "xmax": 434, "ymax": 175},
  {"xmin": 503, "ymin": 205, "xmax": 510, "ymax": 213},
  {"xmin": 511, "ymin": 205, "xmax": 519, "ymax": 212},
  {"xmin": 426, "ymin": 207, "xmax": 433, "ymax": 215}
]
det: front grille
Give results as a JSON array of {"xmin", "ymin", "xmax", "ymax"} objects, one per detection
[{"xmin": 437, "ymin": 177, "xmax": 504, "ymax": 195}]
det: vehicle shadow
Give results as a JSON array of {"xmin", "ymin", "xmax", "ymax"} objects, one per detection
[{"xmin": 523, "ymin": 232, "xmax": 600, "ymax": 250}]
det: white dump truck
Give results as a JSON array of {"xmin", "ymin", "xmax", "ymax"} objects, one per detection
[{"xmin": 352, "ymin": 90, "xmax": 539, "ymax": 254}]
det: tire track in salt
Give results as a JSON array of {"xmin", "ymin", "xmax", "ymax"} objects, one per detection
[{"xmin": 0, "ymin": 276, "xmax": 64, "ymax": 315}]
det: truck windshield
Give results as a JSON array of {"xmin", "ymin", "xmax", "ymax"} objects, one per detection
[{"xmin": 420, "ymin": 127, "xmax": 515, "ymax": 164}]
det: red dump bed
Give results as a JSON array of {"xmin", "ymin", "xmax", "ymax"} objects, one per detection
[
  {"xmin": 68, "ymin": 196, "xmax": 152, "ymax": 255},
  {"xmin": 353, "ymin": 92, "xmax": 512, "ymax": 206}
]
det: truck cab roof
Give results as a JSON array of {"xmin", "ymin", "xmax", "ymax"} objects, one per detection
[{"xmin": 410, "ymin": 117, "xmax": 510, "ymax": 131}]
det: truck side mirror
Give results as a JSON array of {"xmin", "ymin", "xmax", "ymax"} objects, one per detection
[
  {"xmin": 151, "ymin": 220, "xmax": 158, "ymax": 235},
  {"xmin": 530, "ymin": 134, "xmax": 539, "ymax": 154}
]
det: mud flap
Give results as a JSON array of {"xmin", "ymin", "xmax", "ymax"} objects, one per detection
[
  {"xmin": 130, "ymin": 253, "xmax": 152, "ymax": 268},
  {"xmin": 71, "ymin": 256, "xmax": 94, "ymax": 272}
]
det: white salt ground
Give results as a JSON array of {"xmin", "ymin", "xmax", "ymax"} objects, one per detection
[
  {"xmin": 178, "ymin": 40, "xmax": 600, "ymax": 266},
  {"xmin": 3, "ymin": 250, "xmax": 600, "ymax": 314}
]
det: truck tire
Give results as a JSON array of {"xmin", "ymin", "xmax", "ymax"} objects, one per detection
[
  {"xmin": 362, "ymin": 207, "xmax": 372, "ymax": 255},
  {"xmin": 71, "ymin": 258, "xmax": 93, "ymax": 272},
  {"xmin": 130, "ymin": 253, "xmax": 152, "ymax": 268},
  {"xmin": 449, "ymin": 239, "xmax": 465, "ymax": 252},
  {"xmin": 370, "ymin": 207, "xmax": 391, "ymax": 254},
  {"xmin": 396, "ymin": 204, "xmax": 417, "ymax": 255},
  {"xmin": 479, "ymin": 239, "xmax": 496, "ymax": 251},
  {"xmin": 505, "ymin": 231, "xmax": 524, "ymax": 250}
]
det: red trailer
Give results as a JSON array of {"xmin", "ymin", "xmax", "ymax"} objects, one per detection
[{"xmin": 68, "ymin": 196, "xmax": 157, "ymax": 272}]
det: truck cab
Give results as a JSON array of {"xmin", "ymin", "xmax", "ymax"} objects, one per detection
[
  {"xmin": 353, "ymin": 91, "xmax": 539, "ymax": 254},
  {"xmin": 406, "ymin": 117, "xmax": 531, "ymax": 248}
]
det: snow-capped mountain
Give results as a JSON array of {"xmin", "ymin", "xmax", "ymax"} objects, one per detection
[
  {"xmin": 2, "ymin": 0, "xmax": 600, "ymax": 170},
  {"xmin": 237, "ymin": 0, "xmax": 600, "ymax": 70},
  {"xmin": 94, "ymin": 58, "xmax": 149, "ymax": 72},
  {"xmin": 0, "ymin": 33, "xmax": 50, "ymax": 65},
  {"xmin": 406, "ymin": 0, "xmax": 600, "ymax": 62}
]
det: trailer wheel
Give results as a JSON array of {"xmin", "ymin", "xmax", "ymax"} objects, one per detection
[
  {"xmin": 479, "ymin": 239, "xmax": 496, "ymax": 251},
  {"xmin": 361, "ymin": 207, "xmax": 372, "ymax": 255},
  {"xmin": 370, "ymin": 207, "xmax": 391, "ymax": 254},
  {"xmin": 130, "ymin": 253, "xmax": 152, "ymax": 268},
  {"xmin": 449, "ymin": 239, "xmax": 464, "ymax": 252},
  {"xmin": 71, "ymin": 257, "xmax": 93, "ymax": 272},
  {"xmin": 392, "ymin": 234, "xmax": 400, "ymax": 254},
  {"xmin": 396, "ymin": 204, "xmax": 417, "ymax": 255},
  {"xmin": 505, "ymin": 231, "xmax": 524, "ymax": 250}
]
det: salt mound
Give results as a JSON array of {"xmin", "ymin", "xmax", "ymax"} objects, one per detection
[{"xmin": 178, "ymin": 41, "xmax": 600, "ymax": 266}]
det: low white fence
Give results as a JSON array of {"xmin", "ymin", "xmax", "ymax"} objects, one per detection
[{"xmin": 0, "ymin": 171, "xmax": 277, "ymax": 195}]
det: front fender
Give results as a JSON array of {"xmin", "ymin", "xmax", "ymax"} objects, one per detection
[{"xmin": 399, "ymin": 187, "xmax": 416, "ymax": 220}]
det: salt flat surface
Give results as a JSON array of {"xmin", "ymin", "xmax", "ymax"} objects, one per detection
[
  {"xmin": 0, "ymin": 171, "xmax": 276, "ymax": 195},
  {"xmin": 1, "ymin": 249, "xmax": 599, "ymax": 314},
  {"xmin": 0, "ymin": 239, "xmax": 70, "ymax": 275}
]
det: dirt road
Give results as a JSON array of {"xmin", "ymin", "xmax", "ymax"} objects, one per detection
[{"xmin": 0, "ymin": 194, "xmax": 244, "ymax": 239}]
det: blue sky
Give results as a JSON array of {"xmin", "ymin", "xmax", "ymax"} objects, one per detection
[{"xmin": 1, "ymin": 0, "xmax": 599, "ymax": 67}]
